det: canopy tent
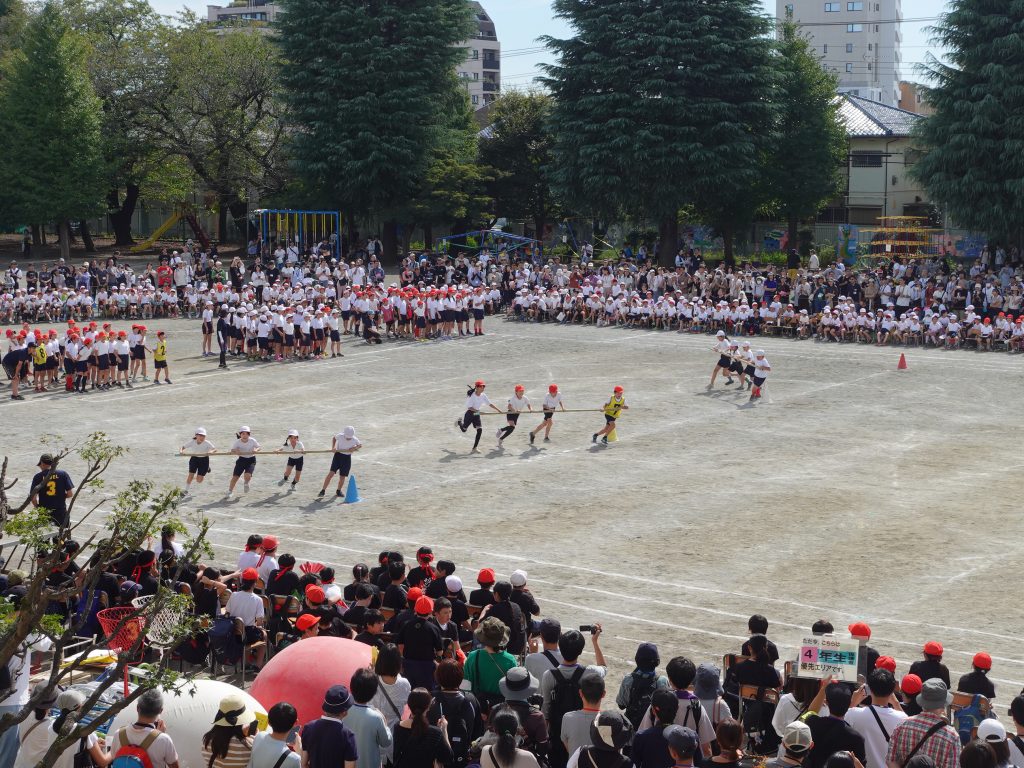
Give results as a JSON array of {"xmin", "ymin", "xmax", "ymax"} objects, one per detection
[{"xmin": 434, "ymin": 228, "xmax": 542, "ymax": 257}]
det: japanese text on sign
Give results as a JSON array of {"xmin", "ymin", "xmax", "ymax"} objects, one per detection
[{"xmin": 798, "ymin": 636, "xmax": 860, "ymax": 682}]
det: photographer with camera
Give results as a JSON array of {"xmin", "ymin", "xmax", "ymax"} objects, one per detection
[{"xmin": 540, "ymin": 624, "xmax": 606, "ymax": 768}]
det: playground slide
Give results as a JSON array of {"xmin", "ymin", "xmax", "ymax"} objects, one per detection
[{"xmin": 130, "ymin": 211, "xmax": 182, "ymax": 253}]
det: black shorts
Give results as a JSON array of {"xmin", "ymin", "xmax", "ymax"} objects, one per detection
[
  {"xmin": 257, "ymin": 338, "xmax": 268, "ymax": 349},
  {"xmin": 154, "ymin": 359, "xmax": 167, "ymax": 369},
  {"xmin": 473, "ymin": 309, "xmax": 485, "ymax": 320},
  {"xmin": 462, "ymin": 410, "xmax": 482, "ymax": 429},
  {"xmin": 506, "ymin": 413, "xmax": 520, "ymax": 424},
  {"xmin": 98, "ymin": 358, "xmax": 109, "ymax": 370},
  {"xmin": 330, "ymin": 452, "xmax": 352, "ymax": 475},
  {"xmin": 744, "ymin": 365, "xmax": 756, "ymax": 376},
  {"xmin": 341, "ymin": 310, "xmax": 351, "ymax": 320},
  {"xmin": 287, "ymin": 456, "xmax": 304, "ymax": 470},
  {"xmin": 313, "ymin": 328, "xmax": 325, "ymax": 341},
  {"xmin": 753, "ymin": 375, "xmax": 767, "ymax": 387},
  {"xmin": 330, "ymin": 330, "xmax": 340, "ymax": 342},
  {"xmin": 415, "ymin": 317, "xmax": 426, "ymax": 328},
  {"xmin": 131, "ymin": 347, "xmax": 145, "ymax": 360},
  {"xmin": 605, "ymin": 414, "xmax": 616, "ymax": 424},
  {"xmin": 233, "ymin": 456, "xmax": 256, "ymax": 476},
  {"xmin": 284, "ymin": 335, "xmax": 294, "ymax": 346},
  {"xmin": 202, "ymin": 322, "xmax": 213, "ymax": 334},
  {"xmin": 246, "ymin": 337, "xmax": 257, "ymax": 348},
  {"xmin": 116, "ymin": 355, "xmax": 128, "ymax": 371},
  {"xmin": 188, "ymin": 456, "xmax": 210, "ymax": 476},
  {"xmin": 272, "ymin": 329, "xmax": 284, "ymax": 343},
  {"xmin": 458, "ymin": 311, "xmax": 468, "ymax": 323},
  {"xmin": 299, "ymin": 333, "xmax": 311, "ymax": 347},
  {"xmin": 717, "ymin": 355, "xmax": 731, "ymax": 368},
  {"xmin": 729, "ymin": 361, "xmax": 744, "ymax": 374},
  {"xmin": 76, "ymin": 361, "xmax": 89, "ymax": 373},
  {"xmin": 543, "ymin": 410, "xmax": 553, "ymax": 421},
  {"xmin": 442, "ymin": 309, "xmax": 455, "ymax": 322}
]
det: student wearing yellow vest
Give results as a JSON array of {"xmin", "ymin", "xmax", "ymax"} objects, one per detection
[
  {"xmin": 32, "ymin": 338, "xmax": 47, "ymax": 392},
  {"xmin": 592, "ymin": 386, "xmax": 628, "ymax": 445},
  {"xmin": 152, "ymin": 330, "xmax": 173, "ymax": 385}
]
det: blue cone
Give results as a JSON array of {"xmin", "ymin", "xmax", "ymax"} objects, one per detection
[{"xmin": 344, "ymin": 475, "xmax": 362, "ymax": 503}]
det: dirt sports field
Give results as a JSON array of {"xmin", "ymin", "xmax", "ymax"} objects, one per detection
[{"xmin": 3, "ymin": 318, "xmax": 1022, "ymax": 715}]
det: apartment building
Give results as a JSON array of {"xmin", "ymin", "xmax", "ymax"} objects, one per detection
[
  {"xmin": 455, "ymin": 2, "xmax": 501, "ymax": 108},
  {"xmin": 778, "ymin": 0, "xmax": 902, "ymax": 107}
]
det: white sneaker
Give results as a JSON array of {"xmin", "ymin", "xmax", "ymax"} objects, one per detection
[
  {"xmin": 243, "ymin": 481, "xmax": 250, "ymax": 493},
  {"xmin": 496, "ymin": 428, "xmax": 502, "ymax": 439}
]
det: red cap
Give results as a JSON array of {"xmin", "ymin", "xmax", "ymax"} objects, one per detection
[
  {"xmin": 406, "ymin": 586, "xmax": 424, "ymax": 603},
  {"xmin": 305, "ymin": 584, "xmax": 325, "ymax": 604},
  {"xmin": 923, "ymin": 640, "xmax": 943, "ymax": 656},
  {"xmin": 875, "ymin": 656, "xmax": 897, "ymax": 673},
  {"xmin": 514, "ymin": 384, "xmax": 525, "ymax": 392},
  {"xmin": 848, "ymin": 621, "xmax": 871, "ymax": 639},
  {"xmin": 474, "ymin": 379, "xmax": 485, "ymax": 387},
  {"xmin": 241, "ymin": 567, "xmax": 259, "ymax": 582},
  {"xmin": 477, "ymin": 568, "xmax": 496, "ymax": 585},
  {"xmin": 900, "ymin": 673, "xmax": 922, "ymax": 695},
  {"xmin": 613, "ymin": 386, "xmax": 624, "ymax": 393},
  {"xmin": 295, "ymin": 613, "xmax": 319, "ymax": 632},
  {"xmin": 548, "ymin": 384, "xmax": 558, "ymax": 393},
  {"xmin": 973, "ymin": 652, "xmax": 992, "ymax": 670},
  {"xmin": 261, "ymin": 535, "xmax": 278, "ymax": 552},
  {"xmin": 415, "ymin": 596, "xmax": 434, "ymax": 615}
]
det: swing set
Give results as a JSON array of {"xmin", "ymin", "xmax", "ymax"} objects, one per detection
[{"xmin": 254, "ymin": 209, "xmax": 342, "ymax": 261}]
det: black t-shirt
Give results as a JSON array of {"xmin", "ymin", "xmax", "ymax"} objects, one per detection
[
  {"xmin": 407, "ymin": 566, "xmax": 434, "ymax": 591},
  {"xmin": 343, "ymin": 604, "xmax": 370, "ymax": 629},
  {"xmin": 741, "ymin": 637, "xmax": 780, "ymax": 665},
  {"xmin": 432, "ymin": 619, "xmax": 460, "ymax": 651},
  {"xmin": 383, "ymin": 583, "xmax": 408, "ymax": 612},
  {"xmin": 194, "ymin": 583, "xmax": 221, "ymax": 618},
  {"xmin": 468, "ymin": 588, "xmax": 493, "ymax": 607},
  {"xmin": 732, "ymin": 660, "xmax": 781, "ymax": 688},
  {"xmin": 908, "ymin": 659, "xmax": 950, "ymax": 688},
  {"xmin": 485, "ymin": 601, "xmax": 525, "ymax": 655},
  {"xmin": 31, "ymin": 469, "xmax": 74, "ymax": 523},
  {"xmin": 425, "ymin": 579, "xmax": 448, "ymax": 599},
  {"xmin": 510, "ymin": 588, "xmax": 540, "ymax": 617},
  {"xmin": 957, "ymin": 671, "xmax": 995, "ymax": 699},
  {"xmin": 386, "ymin": 609, "xmax": 416, "ymax": 634},
  {"xmin": 344, "ymin": 581, "xmax": 380, "ymax": 603},
  {"xmin": 354, "ymin": 631, "xmax": 386, "ymax": 650},
  {"xmin": 804, "ymin": 715, "xmax": 866, "ymax": 768},
  {"xmin": 396, "ymin": 616, "xmax": 443, "ymax": 661},
  {"xmin": 266, "ymin": 568, "xmax": 300, "ymax": 597}
]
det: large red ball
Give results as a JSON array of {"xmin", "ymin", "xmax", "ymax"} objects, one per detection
[{"xmin": 249, "ymin": 637, "xmax": 373, "ymax": 724}]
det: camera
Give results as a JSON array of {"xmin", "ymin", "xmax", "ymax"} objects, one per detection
[{"xmin": 579, "ymin": 625, "xmax": 594, "ymax": 634}]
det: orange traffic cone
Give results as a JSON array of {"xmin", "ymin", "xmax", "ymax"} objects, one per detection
[{"xmin": 897, "ymin": 353, "xmax": 908, "ymax": 370}]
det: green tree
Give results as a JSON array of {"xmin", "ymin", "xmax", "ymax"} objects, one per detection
[
  {"xmin": 277, "ymin": 0, "xmax": 474, "ymax": 262},
  {"xmin": 0, "ymin": 433, "xmax": 213, "ymax": 768},
  {"xmin": 144, "ymin": 16, "xmax": 287, "ymax": 243},
  {"xmin": 478, "ymin": 90, "xmax": 556, "ymax": 240},
  {"xmin": 765, "ymin": 22, "xmax": 846, "ymax": 254},
  {"xmin": 542, "ymin": 0, "xmax": 775, "ymax": 264},
  {"xmin": 0, "ymin": 0, "xmax": 28, "ymax": 59},
  {"xmin": 911, "ymin": 0, "xmax": 1024, "ymax": 246},
  {"xmin": 0, "ymin": 0, "xmax": 105, "ymax": 259}
]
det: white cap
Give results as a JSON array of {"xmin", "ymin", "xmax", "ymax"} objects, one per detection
[
  {"xmin": 756, "ymin": 349, "xmax": 765, "ymax": 356},
  {"xmin": 288, "ymin": 429, "xmax": 299, "ymax": 437},
  {"xmin": 977, "ymin": 719, "xmax": 1006, "ymax": 743},
  {"xmin": 239, "ymin": 425, "xmax": 251, "ymax": 433},
  {"xmin": 445, "ymin": 575, "xmax": 463, "ymax": 592},
  {"xmin": 742, "ymin": 341, "xmax": 751, "ymax": 347},
  {"xmin": 716, "ymin": 330, "xmax": 725, "ymax": 337},
  {"xmin": 195, "ymin": 427, "xmax": 207, "ymax": 436},
  {"xmin": 509, "ymin": 569, "xmax": 528, "ymax": 587}
]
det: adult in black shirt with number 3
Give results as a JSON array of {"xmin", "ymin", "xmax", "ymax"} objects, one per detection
[{"xmin": 30, "ymin": 453, "xmax": 74, "ymax": 529}]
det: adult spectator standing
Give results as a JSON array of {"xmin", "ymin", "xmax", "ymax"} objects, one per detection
[
  {"xmin": 844, "ymin": 670, "xmax": 907, "ymax": 768},
  {"xmin": 30, "ymin": 454, "xmax": 74, "ymax": 529},
  {"xmin": 301, "ymin": 685, "xmax": 358, "ymax": 768},
  {"xmin": 392, "ymin": 689, "xmax": 454, "ymax": 768},
  {"xmin": 541, "ymin": 627, "xmax": 606, "ymax": 768},
  {"xmin": 248, "ymin": 702, "xmax": 301, "ymax": 768},
  {"xmin": 884, "ymin": 680, "xmax": 960, "ymax": 768},
  {"xmin": 765, "ymin": 722, "xmax": 814, "ymax": 768},
  {"xmin": 464, "ymin": 618, "xmax": 517, "ymax": 715},
  {"xmin": 496, "ymin": 668, "xmax": 548, "ymax": 764},
  {"xmin": 346, "ymin": 669, "xmax": 392, "ymax": 768},
  {"xmin": 1007, "ymin": 695, "xmax": 1024, "ymax": 767},
  {"xmin": 632, "ymin": 690, "xmax": 680, "ymax": 768},
  {"xmin": 560, "ymin": 671, "xmax": 606, "ymax": 759},
  {"xmin": 800, "ymin": 679, "xmax": 866, "ymax": 768},
  {"xmin": 525, "ymin": 619, "xmax": 562, "ymax": 684},
  {"xmin": 428, "ymin": 660, "xmax": 483, "ymax": 768},
  {"xmin": 0, "ymin": 596, "xmax": 54, "ymax": 768},
  {"xmin": 480, "ymin": 582, "xmax": 526, "ymax": 656},
  {"xmin": 909, "ymin": 643, "xmax": 951, "ymax": 688},
  {"xmin": 106, "ymin": 690, "xmax": 179, "ymax": 768},
  {"xmin": 369, "ymin": 645, "xmax": 410, "ymax": 767},
  {"xmin": 638, "ymin": 657, "xmax": 716, "ymax": 762},
  {"xmin": 956, "ymin": 654, "xmax": 995, "ymax": 700}
]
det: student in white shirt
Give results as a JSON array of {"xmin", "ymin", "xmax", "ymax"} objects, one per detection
[
  {"xmin": 750, "ymin": 350, "xmax": 771, "ymax": 402},
  {"xmin": 277, "ymin": 429, "xmax": 305, "ymax": 489},
  {"xmin": 497, "ymin": 385, "xmax": 533, "ymax": 448},
  {"xmin": 844, "ymin": 670, "xmax": 906, "ymax": 768},
  {"xmin": 228, "ymin": 427, "xmax": 261, "ymax": 496},
  {"xmin": 529, "ymin": 384, "xmax": 566, "ymax": 445},
  {"xmin": 456, "ymin": 380, "xmax": 503, "ymax": 453},
  {"xmin": 318, "ymin": 426, "xmax": 363, "ymax": 499},
  {"xmin": 180, "ymin": 427, "xmax": 217, "ymax": 494}
]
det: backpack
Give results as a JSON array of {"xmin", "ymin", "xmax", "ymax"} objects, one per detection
[
  {"xmin": 740, "ymin": 688, "xmax": 779, "ymax": 756},
  {"xmin": 174, "ymin": 631, "xmax": 210, "ymax": 666},
  {"xmin": 208, "ymin": 616, "xmax": 244, "ymax": 667},
  {"xmin": 954, "ymin": 695, "xmax": 988, "ymax": 745},
  {"xmin": 547, "ymin": 667, "xmax": 585, "ymax": 742},
  {"xmin": 623, "ymin": 672, "xmax": 657, "ymax": 730},
  {"xmin": 430, "ymin": 693, "xmax": 476, "ymax": 768},
  {"xmin": 110, "ymin": 728, "xmax": 159, "ymax": 768}
]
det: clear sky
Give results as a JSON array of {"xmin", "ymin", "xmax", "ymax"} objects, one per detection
[{"xmin": 150, "ymin": 0, "xmax": 947, "ymax": 88}]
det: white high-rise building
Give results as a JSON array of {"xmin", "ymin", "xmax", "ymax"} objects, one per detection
[
  {"xmin": 778, "ymin": 0, "xmax": 902, "ymax": 107},
  {"xmin": 455, "ymin": 2, "xmax": 501, "ymax": 109}
]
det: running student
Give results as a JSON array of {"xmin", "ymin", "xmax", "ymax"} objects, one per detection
[
  {"xmin": 180, "ymin": 427, "xmax": 216, "ymax": 495},
  {"xmin": 593, "ymin": 385, "xmax": 627, "ymax": 445},
  {"xmin": 151, "ymin": 330, "xmax": 172, "ymax": 384},
  {"xmin": 750, "ymin": 350, "xmax": 771, "ymax": 402},
  {"xmin": 277, "ymin": 429, "xmax": 305, "ymax": 489},
  {"xmin": 529, "ymin": 383, "xmax": 565, "ymax": 445},
  {"xmin": 497, "ymin": 384, "xmax": 531, "ymax": 448},
  {"xmin": 228, "ymin": 426, "xmax": 261, "ymax": 496},
  {"xmin": 457, "ymin": 380, "xmax": 503, "ymax": 453},
  {"xmin": 319, "ymin": 426, "xmax": 362, "ymax": 498},
  {"xmin": 708, "ymin": 330, "xmax": 734, "ymax": 388}
]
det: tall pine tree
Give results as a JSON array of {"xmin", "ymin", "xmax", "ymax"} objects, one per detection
[
  {"xmin": 912, "ymin": 0, "xmax": 1024, "ymax": 246},
  {"xmin": 277, "ymin": 0, "xmax": 473, "ymax": 261},
  {"xmin": 765, "ymin": 22, "xmax": 846, "ymax": 253},
  {"xmin": 542, "ymin": 0, "xmax": 776, "ymax": 263},
  {"xmin": 0, "ymin": 0, "xmax": 105, "ymax": 258}
]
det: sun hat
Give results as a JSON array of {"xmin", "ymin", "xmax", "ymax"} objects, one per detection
[
  {"xmin": 474, "ymin": 616, "xmax": 510, "ymax": 649},
  {"xmin": 323, "ymin": 684, "xmax": 353, "ymax": 714},
  {"xmin": 916, "ymin": 679, "xmax": 953, "ymax": 710},
  {"xmin": 498, "ymin": 667, "xmax": 539, "ymax": 701},
  {"xmin": 590, "ymin": 711, "xmax": 633, "ymax": 752},
  {"xmin": 213, "ymin": 692, "xmax": 258, "ymax": 728},
  {"xmin": 694, "ymin": 663, "xmax": 723, "ymax": 699}
]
